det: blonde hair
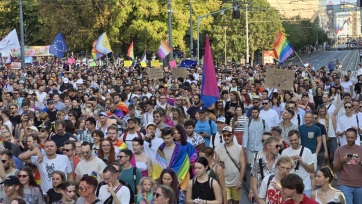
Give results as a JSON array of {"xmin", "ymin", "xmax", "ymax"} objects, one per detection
[{"xmin": 137, "ymin": 177, "xmax": 156, "ymax": 193}]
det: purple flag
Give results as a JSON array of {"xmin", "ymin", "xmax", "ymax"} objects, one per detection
[{"xmin": 201, "ymin": 35, "xmax": 220, "ymax": 108}]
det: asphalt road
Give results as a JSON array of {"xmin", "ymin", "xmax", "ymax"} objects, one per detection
[{"xmin": 284, "ymin": 50, "xmax": 360, "ymax": 72}]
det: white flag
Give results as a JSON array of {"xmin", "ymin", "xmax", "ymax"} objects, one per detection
[{"xmin": 0, "ymin": 29, "xmax": 20, "ymax": 52}]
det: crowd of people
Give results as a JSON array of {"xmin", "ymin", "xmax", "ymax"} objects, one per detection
[{"xmin": 0, "ymin": 59, "xmax": 360, "ymax": 204}]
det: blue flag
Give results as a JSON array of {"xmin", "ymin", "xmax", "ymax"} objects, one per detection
[
  {"xmin": 201, "ymin": 35, "xmax": 220, "ymax": 108},
  {"xmin": 49, "ymin": 33, "xmax": 67, "ymax": 59},
  {"xmin": 180, "ymin": 60, "xmax": 197, "ymax": 68}
]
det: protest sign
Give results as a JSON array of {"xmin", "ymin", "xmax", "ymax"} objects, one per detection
[
  {"xmin": 169, "ymin": 60, "xmax": 176, "ymax": 69},
  {"xmin": 147, "ymin": 68, "xmax": 163, "ymax": 79},
  {"xmin": 265, "ymin": 69, "xmax": 294, "ymax": 90},
  {"xmin": 124, "ymin": 60, "xmax": 132, "ymax": 67},
  {"xmin": 151, "ymin": 60, "xmax": 161, "ymax": 67},
  {"xmin": 11, "ymin": 62, "xmax": 21, "ymax": 69},
  {"xmin": 171, "ymin": 68, "xmax": 188, "ymax": 79}
]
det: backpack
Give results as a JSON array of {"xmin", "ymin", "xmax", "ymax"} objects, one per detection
[{"xmin": 122, "ymin": 131, "xmax": 143, "ymax": 143}]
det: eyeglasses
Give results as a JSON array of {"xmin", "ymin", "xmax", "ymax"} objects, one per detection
[
  {"xmin": 222, "ymin": 134, "xmax": 232, "ymax": 137},
  {"xmin": 1, "ymin": 160, "xmax": 7, "ymax": 163},
  {"xmin": 63, "ymin": 149, "xmax": 72, "ymax": 152},
  {"xmin": 17, "ymin": 175, "xmax": 28, "ymax": 178},
  {"xmin": 154, "ymin": 192, "xmax": 164, "ymax": 198},
  {"xmin": 275, "ymin": 144, "xmax": 281, "ymax": 149},
  {"xmin": 344, "ymin": 106, "xmax": 352, "ymax": 109}
]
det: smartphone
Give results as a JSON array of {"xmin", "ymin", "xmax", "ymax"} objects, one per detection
[{"xmin": 199, "ymin": 132, "xmax": 204, "ymax": 135}]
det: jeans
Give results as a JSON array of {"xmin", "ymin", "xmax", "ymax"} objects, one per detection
[
  {"xmin": 328, "ymin": 137, "xmax": 338, "ymax": 165},
  {"xmin": 246, "ymin": 149, "xmax": 258, "ymax": 165},
  {"xmin": 339, "ymin": 185, "xmax": 362, "ymax": 204}
]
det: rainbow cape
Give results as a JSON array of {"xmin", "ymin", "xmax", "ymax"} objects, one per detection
[
  {"xmin": 151, "ymin": 143, "xmax": 190, "ymax": 189},
  {"xmin": 116, "ymin": 101, "xmax": 129, "ymax": 115},
  {"xmin": 273, "ymin": 31, "xmax": 293, "ymax": 63}
]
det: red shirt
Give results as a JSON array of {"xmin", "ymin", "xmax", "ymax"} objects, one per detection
[{"xmin": 283, "ymin": 194, "xmax": 318, "ymax": 204}]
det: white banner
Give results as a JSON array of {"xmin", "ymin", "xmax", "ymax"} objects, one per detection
[{"xmin": 0, "ymin": 29, "xmax": 20, "ymax": 52}]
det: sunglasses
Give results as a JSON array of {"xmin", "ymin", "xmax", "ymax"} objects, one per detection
[
  {"xmin": 63, "ymin": 149, "xmax": 72, "ymax": 152},
  {"xmin": 1, "ymin": 160, "xmax": 7, "ymax": 163},
  {"xmin": 118, "ymin": 155, "xmax": 126, "ymax": 158},
  {"xmin": 154, "ymin": 192, "xmax": 164, "ymax": 198},
  {"xmin": 344, "ymin": 106, "xmax": 352, "ymax": 109},
  {"xmin": 275, "ymin": 144, "xmax": 281, "ymax": 149},
  {"xmin": 17, "ymin": 175, "xmax": 28, "ymax": 178},
  {"xmin": 222, "ymin": 134, "xmax": 232, "ymax": 137},
  {"xmin": 262, "ymin": 103, "xmax": 269, "ymax": 105}
]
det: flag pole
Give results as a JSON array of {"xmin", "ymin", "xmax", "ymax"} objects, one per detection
[{"xmin": 293, "ymin": 50, "xmax": 305, "ymax": 66}]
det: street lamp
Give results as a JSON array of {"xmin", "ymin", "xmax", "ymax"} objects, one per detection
[
  {"xmin": 167, "ymin": 0, "xmax": 174, "ymax": 61},
  {"xmin": 19, "ymin": 0, "xmax": 25, "ymax": 68},
  {"xmin": 245, "ymin": 3, "xmax": 249, "ymax": 64},
  {"xmin": 190, "ymin": 0, "xmax": 193, "ymax": 59},
  {"xmin": 224, "ymin": 26, "xmax": 228, "ymax": 65}
]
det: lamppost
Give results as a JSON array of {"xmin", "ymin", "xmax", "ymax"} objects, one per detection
[
  {"xmin": 245, "ymin": 3, "xmax": 249, "ymax": 64},
  {"xmin": 167, "ymin": 0, "xmax": 174, "ymax": 61},
  {"xmin": 190, "ymin": 0, "xmax": 193, "ymax": 59},
  {"xmin": 19, "ymin": 0, "xmax": 25, "ymax": 68},
  {"xmin": 224, "ymin": 26, "xmax": 228, "ymax": 65}
]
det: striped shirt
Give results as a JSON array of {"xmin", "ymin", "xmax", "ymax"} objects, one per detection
[{"xmin": 230, "ymin": 116, "xmax": 248, "ymax": 132}]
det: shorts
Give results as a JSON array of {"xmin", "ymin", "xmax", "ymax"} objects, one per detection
[{"xmin": 226, "ymin": 186, "xmax": 241, "ymax": 201}]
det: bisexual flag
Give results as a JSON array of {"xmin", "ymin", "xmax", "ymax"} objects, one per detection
[{"xmin": 201, "ymin": 35, "xmax": 220, "ymax": 108}]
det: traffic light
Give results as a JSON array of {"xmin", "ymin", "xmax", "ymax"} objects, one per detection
[{"xmin": 233, "ymin": 2, "xmax": 240, "ymax": 19}]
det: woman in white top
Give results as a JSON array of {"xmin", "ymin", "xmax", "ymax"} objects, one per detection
[
  {"xmin": 311, "ymin": 166, "xmax": 345, "ymax": 204},
  {"xmin": 341, "ymin": 75, "xmax": 354, "ymax": 95},
  {"xmin": 229, "ymin": 105, "xmax": 248, "ymax": 145},
  {"xmin": 132, "ymin": 137, "xmax": 152, "ymax": 177}
]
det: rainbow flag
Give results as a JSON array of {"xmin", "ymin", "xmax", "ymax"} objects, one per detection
[
  {"xmin": 95, "ymin": 32, "xmax": 112, "ymax": 54},
  {"xmin": 114, "ymin": 139, "xmax": 127, "ymax": 150},
  {"xmin": 273, "ymin": 31, "xmax": 293, "ymax": 63},
  {"xmin": 91, "ymin": 40, "xmax": 104, "ymax": 60},
  {"xmin": 201, "ymin": 35, "xmax": 220, "ymax": 108},
  {"xmin": 151, "ymin": 143, "xmax": 190, "ymax": 189},
  {"xmin": 157, "ymin": 40, "xmax": 171, "ymax": 59},
  {"xmin": 127, "ymin": 41, "xmax": 134, "ymax": 59}
]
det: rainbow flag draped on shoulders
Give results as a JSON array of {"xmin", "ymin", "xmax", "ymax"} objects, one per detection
[
  {"xmin": 273, "ymin": 30, "xmax": 294, "ymax": 63},
  {"xmin": 114, "ymin": 139, "xmax": 127, "ymax": 150},
  {"xmin": 151, "ymin": 143, "xmax": 190, "ymax": 189}
]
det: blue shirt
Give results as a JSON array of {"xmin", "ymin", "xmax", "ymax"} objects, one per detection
[
  {"xmin": 298, "ymin": 124, "xmax": 321, "ymax": 153},
  {"xmin": 195, "ymin": 119, "xmax": 217, "ymax": 147}
]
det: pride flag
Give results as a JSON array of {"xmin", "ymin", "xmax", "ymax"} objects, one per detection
[
  {"xmin": 200, "ymin": 35, "xmax": 220, "ymax": 108},
  {"xmin": 127, "ymin": 41, "xmax": 134, "ymax": 59},
  {"xmin": 95, "ymin": 32, "xmax": 112, "ymax": 54},
  {"xmin": 273, "ymin": 31, "xmax": 293, "ymax": 63},
  {"xmin": 91, "ymin": 40, "xmax": 104, "ymax": 60},
  {"xmin": 157, "ymin": 40, "xmax": 171, "ymax": 59}
]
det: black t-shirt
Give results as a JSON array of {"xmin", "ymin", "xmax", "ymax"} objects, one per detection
[
  {"xmin": 47, "ymin": 188, "xmax": 62, "ymax": 204},
  {"xmin": 10, "ymin": 115, "xmax": 21, "ymax": 127},
  {"xmin": 47, "ymin": 109, "xmax": 58, "ymax": 123},
  {"xmin": 51, "ymin": 132, "xmax": 76, "ymax": 154}
]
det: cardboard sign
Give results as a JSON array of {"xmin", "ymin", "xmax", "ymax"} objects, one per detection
[
  {"xmin": 265, "ymin": 69, "xmax": 294, "ymax": 90},
  {"xmin": 151, "ymin": 60, "xmax": 161, "ymax": 67},
  {"xmin": 124, "ymin": 60, "xmax": 132, "ymax": 67},
  {"xmin": 262, "ymin": 51, "xmax": 274, "ymax": 65},
  {"xmin": 171, "ymin": 68, "xmax": 188, "ymax": 79},
  {"xmin": 11, "ymin": 62, "xmax": 22, "ymax": 69},
  {"xmin": 140, "ymin": 62, "xmax": 147, "ymax": 67},
  {"xmin": 169, "ymin": 60, "xmax": 176, "ymax": 69},
  {"xmin": 147, "ymin": 68, "xmax": 164, "ymax": 79}
]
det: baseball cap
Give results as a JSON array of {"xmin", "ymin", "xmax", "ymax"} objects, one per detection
[
  {"xmin": 146, "ymin": 122, "xmax": 157, "ymax": 128},
  {"xmin": 99, "ymin": 112, "xmax": 107, "ymax": 117},
  {"xmin": 301, "ymin": 92, "xmax": 309, "ymax": 98},
  {"xmin": 216, "ymin": 116, "xmax": 226, "ymax": 123},
  {"xmin": 2, "ymin": 176, "xmax": 21, "ymax": 186},
  {"xmin": 222, "ymin": 126, "xmax": 233, "ymax": 133},
  {"xmin": 196, "ymin": 106, "xmax": 208, "ymax": 113},
  {"xmin": 127, "ymin": 117, "xmax": 140, "ymax": 124},
  {"xmin": 47, "ymin": 99, "xmax": 54, "ymax": 104},
  {"xmin": 27, "ymin": 126, "xmax": 38, "ymax": 132},
  {"xmin": 39, "ymin": 124, "xmax": 50, "ymax": 132}
]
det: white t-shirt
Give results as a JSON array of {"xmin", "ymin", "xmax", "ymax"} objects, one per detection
[
  {"xmin": 31, "ymin": 155, "xmax": 72, "ymax": 192},
  {"xmin": 121, "ymin": 132, "xmax": 144, "ymax": 152},
  {"xmin": 258, "ymin": 175, "xmax": 283, "ymax": 204},
  {"xmin": 209, "ymin": 132, "xmax": 237, "ymax": 149},
  {"xmin": 143, "ymin": 138, "xmax": 164, "ymax": 163},
  {"xmin": 260, "ymin": 109, "xmax": 280, "ymax": 129},
  {"xmin": 282, "ymin": 146, "xmax": 314, "ymax": 190},
  {"xmin": 336, "ymin": 114, "xmax": 361, "ymax": 146},
  {"xmin": 98, "ymin": 184, "xmax": 130, "ymax": 204},
  {"xmin": 75, "ymin": 157, "xmax": 107, "ymax": 182}
]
